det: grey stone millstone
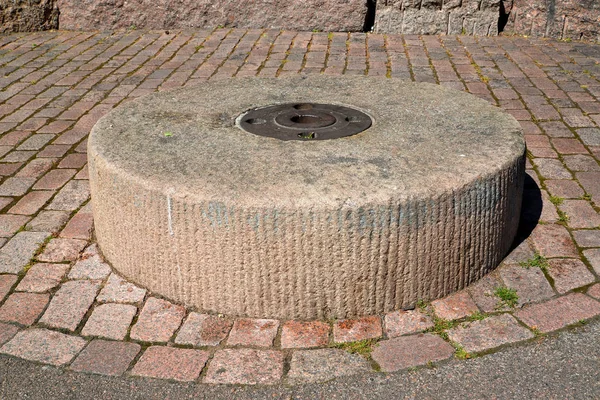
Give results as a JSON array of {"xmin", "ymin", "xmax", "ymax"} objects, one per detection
[{"xmin": 88, "ymin": 76, "xmax": 525, "ymax": 320}]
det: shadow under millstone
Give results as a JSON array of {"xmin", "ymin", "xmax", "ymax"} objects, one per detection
[
  {"xmin": 498, "ymin": 0, "xmax": 511, "ymax": 33},
  {"xmin": 363, "ymin": 0, "xmax": 377, "ymax": 32},
  {"xmin": 509, "ymin": 172, "xmax": 543, "ymax": 251}
]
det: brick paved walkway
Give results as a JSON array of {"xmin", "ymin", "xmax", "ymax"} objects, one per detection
[{"xmin": 0, "ymin": 29, "xmax": 599, "ymax": 385}]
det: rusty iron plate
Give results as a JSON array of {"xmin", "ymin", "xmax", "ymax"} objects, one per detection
[{"xmin": 237, "ymin": 103, "xmax": 372, "ymax": 141}]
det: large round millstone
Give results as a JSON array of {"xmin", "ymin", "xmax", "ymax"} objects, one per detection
[{"xmin": 89, "ymin": 76, "xmax": 525, "ymax": 319}]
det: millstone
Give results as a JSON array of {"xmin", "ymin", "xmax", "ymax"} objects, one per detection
[{"xmin": 88, "ymin": 76, "xmax": 525, "ymax": 319}]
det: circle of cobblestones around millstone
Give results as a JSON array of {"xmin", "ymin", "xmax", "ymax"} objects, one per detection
[{"xmin": 88, "ymin": 75, "xmax": 526, "ymax": 320}]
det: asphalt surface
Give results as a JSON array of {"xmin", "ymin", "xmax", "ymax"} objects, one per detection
[{"xmin": 0, "ymin": 319, "xmax": 598, "ymax": 399}]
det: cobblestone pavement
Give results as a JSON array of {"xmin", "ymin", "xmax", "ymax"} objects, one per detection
[{"xmin": 0, "ymin": 29, "xmax": 599, "ymax": 385}]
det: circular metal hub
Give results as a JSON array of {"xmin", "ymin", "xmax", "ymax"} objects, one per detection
[{"xmin": 237, "ymin": 103, "xmax": 372, "ymax": 141}]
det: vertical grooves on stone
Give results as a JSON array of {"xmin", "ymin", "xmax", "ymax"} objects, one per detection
[{"xmin": 92, "ymin": 154, "xmax": 524, "ymax": 319}]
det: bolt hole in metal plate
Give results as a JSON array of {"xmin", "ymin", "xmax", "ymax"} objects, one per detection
[{"xmin": 237, "ymin": 103, "xmax": 372, "ymax": 141}]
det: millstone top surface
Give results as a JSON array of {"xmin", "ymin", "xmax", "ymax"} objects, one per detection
[{"xmin": 89, "ymin": 76, "xmax": 524, "ymax": 208}]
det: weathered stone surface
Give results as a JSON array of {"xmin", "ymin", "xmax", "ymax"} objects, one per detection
[
  {"xmin": 132, "ymin": 346, "xmax": 209, "ymax": 382},
  {"xmin": 447, "ymin": 314, "xmax": 534, "ymax": 353},
  {"xmin": 81, "ymin": 303, "xmax": 137, "ymax": 340},
  {"xmin": 1, "ymin": 328, "xmax": 86, "ymax": 366},
  {"xmin": 0, "ymin": 231, "xmax": 50, "ymax": 274},
  {"xmin": 371, "ymin": 334, "xmax": 454, "ymax": 372},
  {"xmin": 333, "ymin": 316, "xmax": 383, "ymax": 343},
  {"xmin": 281, "ymin": 320, "xmax": 330, "ymax": 349},
  {"xmin": 499, "ymin": 265, "xmax": 555, "ymax": 307},
  {"xmin": 516, "ymin": 293, "xmax": 600, "ymax": 333},
  {"xmin": 68, "ymin": 244, "xmax": 111, "ymax": 280},
  {"xmin": 39, "ymin": 280, "xmax": 101, "ymax": 331},
  {"xmin": 130, "ymin": 297, "xmax": 185, "ymax": 343},
  {"xmin": 89, "ymin": 76, "xmax": 525, "ymax": 319},
  {"xmin": 96, "ymin": 273, "xmax": 146, "ymax": 304},
  {"xmin": 287, "ymin": 348, "xmax": 371, "ymax": 384},
  {"xmin": 0, "ymin": 292, "xmax": 49, "ymax": 325},
  {"xmin": 547, "ymin": 259, "xmax": 595, "ymax": 294},
  {"xmin": 70, "ymin": 339, "xmax": 140, "ymax": 376},
  {"xmin": 431, "ymin": 291, "xmax": 479, "ymax": 321},
  {"xmin": 504, "ymin": 0, "xmax": 600, "ymax": 42},
  {"xmin": 175, "ymin": 313, "xmax": 233, "ymax": 347},
  {"xmin": 57, "ymin": 0, "xmax": 368, "ymax": 32},
  {"xmin": 204, "ymin": 349, "xmax": 284, "ymax": 385},
  {"xmin": 16, "ymin": 263, "xmax": 69, "ymax": 293},
  {"xmin": 1, "ymin": 0, "xmax": 58, "ymax": 33},
  {"xmin": 227, "ymin": 318, "xmax": 279, "ymax": 347},
  {"xmin": 384, "ymin": 309, "xmax": 434, "ymax": 338}
]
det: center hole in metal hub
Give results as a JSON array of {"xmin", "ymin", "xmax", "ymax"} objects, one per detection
[
  {"xmin": 238, "ymin": 102, "xmax": 372, "ymax": 141},
  {"xmin": 289, "ymin": 113, "xmax": 336, "ymax": 128}
]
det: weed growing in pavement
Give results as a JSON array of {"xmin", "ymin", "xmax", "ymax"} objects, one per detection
[
  {"xmin": 519, "ymin": 253, "xmax": 549, "ymax": 273},
  {"xmin": 466, "ymin": 311, "xmax": 487, "ymax": 322},
  {"xmin": 549, "ymin": 195, "xmax": 564, "ymax": 206},
  {"xmin": 582, "ymin": 193, "xmax": 592, "ymax": 201},
  {"xmin": 452, "ymin": 343, "xmax": 471, "ymax": 359},
  {"xmin": 494, "ymin": 286, "xmax": 519, "ymax": 308},
  {"xmin": 331, "ymin": 339, "xmax": 376, "ymax": 357},
  {"xmin": 557, "ymin": 209, "xmax": 569, "ymax": 224}
]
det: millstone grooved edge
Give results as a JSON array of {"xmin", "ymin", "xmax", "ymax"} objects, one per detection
[{"xmin": 89, "ymin": 76, "xmax": 526, "ymax": 319}]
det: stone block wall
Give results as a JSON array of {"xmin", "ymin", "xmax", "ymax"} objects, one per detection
[
  {"xmin": 56, "ymin": 0, "xmax": 369, "ymax": 32},
  {"xmin": 373, "ymin": 0, "xmax": 503, "ymax": 36},
  {"xmin": 1, "ymin": 0, "xmax": 59, "ymax": 33},
  {"xmin": 503, "ymin": 0, "xmax": 600, "ymax": 42},
  {"xmin": 1, "ymin": 1, "xmax": 599, "ymax": 42}
]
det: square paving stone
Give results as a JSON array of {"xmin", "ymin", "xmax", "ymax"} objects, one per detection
[
  {"xmin": 130, "ymin": 297, "xmax": 185, "ymax": 343},
  {"xmin": 37, "ymin": 238, "xmax": 87, "ymax": 262},
  {"xmin": 204, "ymin": 349, "xmax": 284, "ymax": 385},
  {"xmin": 15, "ymin": 263, "xmax": 69, "ymax": 293},
  {"xmin": 175, "ymin": 313, "xmax": 233, "ymax": 347},
  {"xmin": 563, "ymin": 155, "xmax": 600, "ymax": 172},
  {"xmin": 0, "ymin": 215, "xmax": 30, "ymax": 237},
  {"xmin": 39, "ymin": 280, "xmax": 101, "ymax": 331},
  {"xmin": 0, "ymin": 274, "xmax": 18, "ymax": 301},
  {"xmin": 587, "ymin": 284, "xmax": 600, "ymax": 299},
  {"xmin": 0, "ymin": 231, "xmax": 50, "ymax": 274},
  {"xmin": 467, "ymin": 273, "xmax": 510, "ymax": 313},
  {"xmin": 547, "ymin": 258, "xmax": 595, "ymax": 293},
  {"xmin": 131, "ymin": 346, "xmax": 209, "ymax": 382},
  {"xmin": 1, "ymin": 328, "xmax": 86, "ymax": 366},
  {"xmin": 0, "ymin": 322, "xmax": 19, "ymax": 346},
  {"xmin": 70, "ymin": 339, "xmax": 140, "ymax": 376},
  {"xmin": 573, "ymin": 230, "xmax": 600, "ymax": 248},
  {"xmin": 96, "ymin": 273, "xmax": 147, "ymax": 304},
  {"xmin": 227, "ymin": 318, "xmax": 279, "ymax": 347},
  {"xmin": 287, "ymin": 348, "xmax": 371, "ymax": 384},
  {"xmin": 499, "ymin": 265, "xmax": 555, "ymax": 306},
  {"xmin": 559, "ymin": 200, "xmax": 600, "ymax": 228},
  {"xmin": 68, "ymin": 244, "xmax": 111, "ymax": 280},
  {"xmin": 447, "ymin": 314, "xmax": 534, "ymax": 354},
  {"xmin": 583, "ymin": 249, "xmax": 600, "ymax": 275},
  {"xmin": 281, "ymin": 320, "xmax": 330, "ymax": 349},
  {"xmin": 515, "ymin": 293, "xmax": 600, "ymax": 333},
  {"xmin": 384, "ymin": 309, "xmax": 434, "ymax": 338},
  {"xmin": 371, "ymin": 334, "xmax": 454, "ymax": 372},
  {"xmin": 502, "ymin": 240, "xmax": 536, "ymax": 265},
  {"xmin": 530, "ymin": 224, "xmax": 578, "ymax": 258},
  {"xmin": 431, "ymin": 291, "xmax": 479, "ymax": 321},
  {"xmin": 576, "ymin": 172, "xmax": 600, "ymax": 200},
  {"xmin": 544, "ymin": 180, "xmax": 584, "ymax": 199},
  {"xmin": 0, "ymin": 292, "xmax": 49, "ymax": 325},
  {"xmin": 25, "ymin": 211, "xmax": 70, "ymax": 234},
  {"xmin": 333, "ymin": 316, "xmax": 382, "ymax": 343},
  {"xmin": 81, "ymin": 303, "xmax": 137, "ymax": 340}
]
